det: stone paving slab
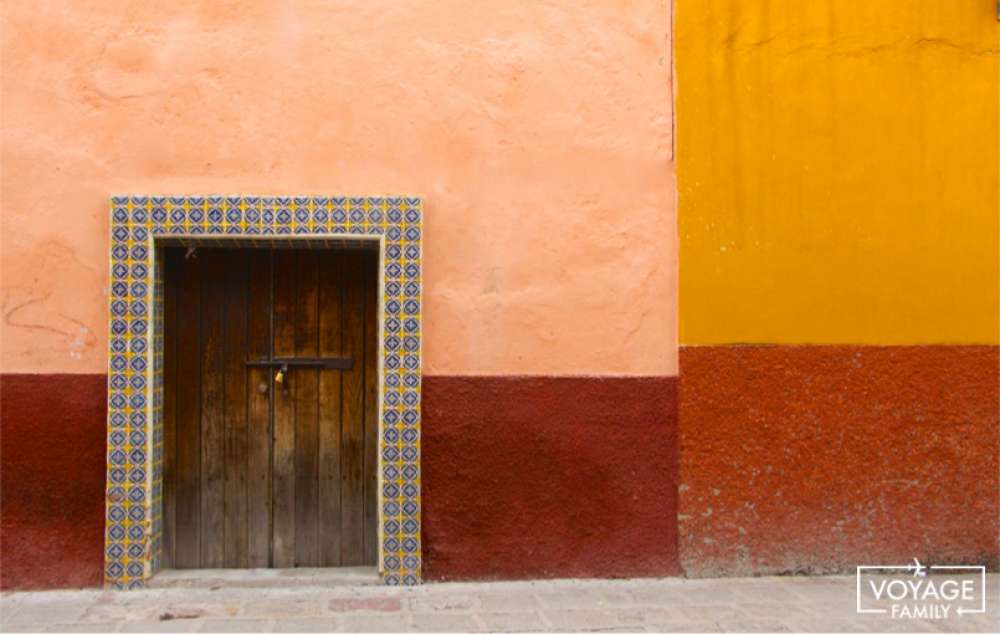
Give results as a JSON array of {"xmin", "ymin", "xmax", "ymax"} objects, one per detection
[{"xmin": 1, "ymin": 575, "xmax": 997, "ymax": 632}]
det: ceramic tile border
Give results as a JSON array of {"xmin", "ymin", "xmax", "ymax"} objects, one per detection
[{"xmin": 105, "ymin": 196, "xmax": 422, "ymax": 588}]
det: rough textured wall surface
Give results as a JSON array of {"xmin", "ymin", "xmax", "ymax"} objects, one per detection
[
  {"xmin": 679, "ymin": 347, "xmax": 1000, "ymax": 577},
  {"xmin": 675, "ymin": 1, "xmax": 999, "ymax": 344},
  {"xmin": 2, "ymin": 374, "xmax": 682, "ymax": 587},
  {"xmin": 1, "ymin": 2, "xmax": 680, "ymax": 588},
  {"xmin": 422, "ymin": 376, "xmax": 681, "ymax": 580},
  {"xmin": 0, "ymin": 374, "xmax": 107, "ymax": 590},
  {"xmin": 0, "ymin": 0, "xmax": 676, "ymax": 376},
  {"xmin": 675, "ymin": 0, "xmax": 999, "ymax": 577}
]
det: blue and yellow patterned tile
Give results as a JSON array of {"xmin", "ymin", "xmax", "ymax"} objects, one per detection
[{"xmin": 105, "ymin": 195, "xmax": 422, "ymax": 588}]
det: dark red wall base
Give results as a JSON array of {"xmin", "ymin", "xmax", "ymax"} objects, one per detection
[
  {"xmin": 1, "ymin": 373, "xmax": 680, "ymax": 588},
  {"xmin": 421, "ymin": 376, "xmax": 681, "ymax": 580},
  {"xmin": 1, "ymin": 374, "xmax": 107, "ymax": 590},
  {"xmin": 679, "ymin": 346, "xmax": 1000, "ymax": 577},
  {"xmin": 9, "ymin": 354, "xmax": 994, "ymax": 588}
]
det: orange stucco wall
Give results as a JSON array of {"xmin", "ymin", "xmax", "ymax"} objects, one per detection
[{"xmin": 0, "ymin": 1, "xmax": 677, "ymax": 376}]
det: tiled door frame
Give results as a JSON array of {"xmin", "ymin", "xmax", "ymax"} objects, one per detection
[{"xmin": 104, "ymin": 196, "xmax": 423, "ymax": 588}]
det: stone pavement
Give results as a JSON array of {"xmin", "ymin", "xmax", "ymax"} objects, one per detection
[{"xmin": 2, "ymin": 575, "xmax": 997, "ymax": 633}]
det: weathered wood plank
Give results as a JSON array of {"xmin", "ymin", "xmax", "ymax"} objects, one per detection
[
  {"xmin": 271, "ymin": 249, "xmax": 297, "ymax": 568},
  {"xmin": 246, "ymin": 250, "xmax": 273, "ymax": 568},
  {"xmin": 294, "ymin": 251, "xmax": 320, "ymax": 567},
  {"xmin": 174, "ymin": 249, "xmax": 202, "ymax": 569},
  {"xmin": 340, "ymin": 252, "xmax": 366, "ymax": 565},
  {"xmin": 318, "ymin": 251, "xmax": 344, "ymax": 567},
  {"xmin": 199, "ymin": 249, "xmax": 227, "ymax": 568},
  {"xmin": 362, "ymin": 251, "xmax": 379, "ymax": 565},
  {"xmin": 161, "ymin": 248, "xmax": 180, "ymax": 569},
  {"xmin": 223, "ymin": 250, "xmax": 249, "ymax": 568}
]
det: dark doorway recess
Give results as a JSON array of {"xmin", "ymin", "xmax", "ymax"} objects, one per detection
[{"xmin": 161, "ymin": 247, "xmax": 378, "ymax": 569}]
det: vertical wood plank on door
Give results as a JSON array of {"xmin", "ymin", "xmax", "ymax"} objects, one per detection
[
  {"xmin": 162, "ymin": 249, "xmax": 180, "ymax": 569},
  {"xmin": 341, "ymin": 252, "xmax": 366, "ymax": 565},
  {"xmin": 174, "ymin": 249, "xmax": 202, "ymax": 568},
  {"xmin": 294, "ymin": 251, "xmax": 320, "ymax": 567},
  {"xmin": 223, "ymin": 251, "xmax": 249, "ymax": 568},
  {"xmin": 271, "ymin": 250, "xmax": 297, "ymax": 568},
  {"xmin": 246, "ymin": 251, "xmax": 272, "ymax": 568},
  {"xmin": 362, "ymin": 251, "xmax": 379, "ymax": 565},
  {"xmin": 200, "ymin": 250, "xmax": 227, "ymax": 568},
  {"xmin": 318, "ymin": 252, "xmax": 344, "ymax": 567}
]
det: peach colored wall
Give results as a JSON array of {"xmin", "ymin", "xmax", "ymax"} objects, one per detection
[{"xmin": 0, "ymin": 1, "xmax": 677, "ymax": 376}]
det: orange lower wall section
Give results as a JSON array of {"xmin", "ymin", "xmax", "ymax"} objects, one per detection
[{"xmin": 679, "ymin": 345, "xmax": 1000, "ymax": 577}]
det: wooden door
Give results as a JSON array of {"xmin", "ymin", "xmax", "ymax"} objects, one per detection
[{"xmin": 162, "ymin": 247, "xmax": 379, "ymax": 569}]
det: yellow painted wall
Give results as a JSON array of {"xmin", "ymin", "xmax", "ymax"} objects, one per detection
[{"xmin": 676, "ymin": 1, "xmax": 999, "ymax": 344}]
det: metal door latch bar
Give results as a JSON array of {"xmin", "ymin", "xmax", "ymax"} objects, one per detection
[{"xmin": 245, "ymin": 356, "xmax": 353, "ymax": 370}]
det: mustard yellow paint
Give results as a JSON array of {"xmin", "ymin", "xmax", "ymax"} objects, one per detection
[{"xmin": 677, "ymin": 1, "xmax": 999, "ymax": 344}]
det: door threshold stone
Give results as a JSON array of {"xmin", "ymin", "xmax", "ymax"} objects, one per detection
[{"xmin": 147, "ymin": 567, "xmax": 380, "ymax": 589}]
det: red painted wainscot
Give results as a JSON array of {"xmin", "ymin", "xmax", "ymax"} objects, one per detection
[
  {"xmin": 678, "ymin": 346, "xmax": 1000, "ymax": 577},
  {"xmin": 1, "ymin": 374, "xmax": 681, "ymax": 588},
  {"xmin": 1, "ymin": 374, "xmax": 107, "ymax": 589},
  {"xmin": 421, "ymin": 376, "xmax": 681, "ymax": 580}
]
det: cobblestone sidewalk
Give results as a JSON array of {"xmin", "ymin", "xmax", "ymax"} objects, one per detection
[{"xmin": 2, "ymin": 575, "xmax": 997, "ymax": 632}]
